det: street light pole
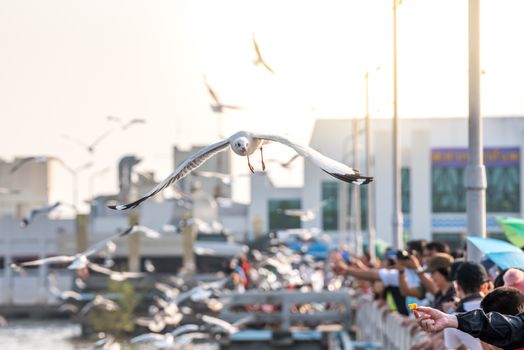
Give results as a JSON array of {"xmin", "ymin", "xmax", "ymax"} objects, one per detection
[
  {"xmin": 352, "ymin": 118, "xmax": 362, "ymax": 257},
  {"xmin": 365, "ymin": 70, "xmax": 377, "ymax": 263},
  {"xmin": 466, "ymin": 0, "xmax": 486, "ymax": 262},
  {"xmin": 392, "ymin": 0, "xmax": 403, "ymax": 249}
]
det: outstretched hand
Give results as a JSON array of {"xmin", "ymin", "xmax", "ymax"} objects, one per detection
[{"xmin": 414, "ymin": 306, "xmax": 458, "ymax": 333}]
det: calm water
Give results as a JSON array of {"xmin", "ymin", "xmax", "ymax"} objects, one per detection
[
  {"xmin": 0, "ymin": 319, "xmax": 219, "ymax": 350},
  {"xmin": 0, "ymin": 319, "xmax": 90, "ymax": 350}
]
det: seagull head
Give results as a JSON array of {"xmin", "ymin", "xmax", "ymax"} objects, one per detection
[{"xmin": 231, "ymin": 137, "xmax": 250, "ymax": 156}]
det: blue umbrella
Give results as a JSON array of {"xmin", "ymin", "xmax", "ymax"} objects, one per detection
[{"xmin": 467, "ymin": 237, "xmax": 524, "ymax": 270}]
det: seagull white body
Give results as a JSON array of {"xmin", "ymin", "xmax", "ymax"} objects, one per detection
[{"xmin": 109, "ymin": 131, "xmax": 372, "ymax": 211}]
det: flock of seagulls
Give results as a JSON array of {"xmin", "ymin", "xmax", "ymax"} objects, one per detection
[
  {"xmin": 7, "ymin": 215, "xmax": 348, "ymax": 349},
  {"xmin": 1, "ymin": 29, "xmax": 376, "ymax": 350}
]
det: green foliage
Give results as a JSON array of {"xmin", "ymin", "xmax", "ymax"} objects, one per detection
[{"xmin": 84, "ymin": 280, "xmax": 141, "ymax": 335}]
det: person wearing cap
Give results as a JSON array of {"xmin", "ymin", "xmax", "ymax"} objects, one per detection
[
  {"xmin": 424, "ymin": 253, "xmax": 456, "ymax": 312},
  {"xmin": 444, "ymin": 261, "xmax": 492, "ymax": 350}
]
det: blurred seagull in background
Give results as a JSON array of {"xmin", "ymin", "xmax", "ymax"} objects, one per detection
[
  {"xmin": 279, "ymin": 199, "xmax": 331, "ymax": 222},
  {"xmin": 106, "ymin": 115, "xmax": 146, "ymax": 130},
  {"xmin": 10, "ymin": 156, "xmax": 51, "ymax": 173},
  {"xmin": 144, "ymin": 259, "xmax": 156, "ymax": 273},
  {"xmin": 203, "ymin": 75, "xmax": 241, "ymax": 113},
  {"xmin": 252, "ymin": 33, "xmax": 275, "ymax": 74},
  {"xmin": 108, "ymin": 131, "xmax": 373, "ymax": 211},
  {"xmin": 90, "ymin": 334, "xmax": 121, "ymax": 350},
  {"xmin": 87, "ymin": 262, "xmax": 145, "ymax": 281},
  {"xmin": 11, "ymin": 227, "xmax": 134, "ymax": 270},
  {"xmin": 192, "ymin": 170, "xmax": 232, "ymax": 184},
  {"xmin": 80, "ymin": 294, "xmax": 120, "ymax": 316},
  {"xmin": 60, "ymin": 128, "xmax": 115, "ymax": 154},
  {"xmin": 20, "ymin": 201, "xmax": 64, "ymax": 228},
  {"xmin": 266, "ymin": 154, "xmax": 300, "ymax": 170}
]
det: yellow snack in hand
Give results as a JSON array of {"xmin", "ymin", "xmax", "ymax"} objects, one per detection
[{"xmin": 408, "ymin": 303, "xmax": 417, "ymax": 310}]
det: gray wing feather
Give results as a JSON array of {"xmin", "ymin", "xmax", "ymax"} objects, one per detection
[
  {"xmin": 108, "ymin": 139, "xmax": 230, "ymax": 210},
  {"xmin": 253, "ymin": 133, "xmax": 372, "ymax": 185}
]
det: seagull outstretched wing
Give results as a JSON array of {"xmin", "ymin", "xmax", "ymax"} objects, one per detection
[
  {"xmin": 204, "ymin": 76, "xmax": 241, "ymax": 112},
  {"xmin": 20, "ymin": 201, "xmax": 62, "ymax": 228},
  {"xmin": 108, "ymin": 139, "xmax": 230, "ymax": 210},
  {"xmin": 253, "ymin": 133, "xmax": 373, "ymax": 185},
  {"xmin": 253, "ymin": 33, "xmax": 275, "ymax": 74}
]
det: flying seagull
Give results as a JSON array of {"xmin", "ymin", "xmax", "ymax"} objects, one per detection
[
  {"xmin": 203, "ymin": 75, "xmax": 241, "ymax": 113},
  {"xmin": 20, "ymin": 201, "xmax": 64, "ymax": 228},
  {"xmin": 192, "ymin": 170, "xmax": 232, "ymax": 184},
  {"xmin": 87, "ymin": 262, "xmax": 145, "ymax": 281},
  {"xmin": 279, "ymin": 199, "xmax": 331, "ymax": 222},
  {"xmin": 252, "ymin": 33, "xmax": 275, "ymax": 74},
  {"xmin": 79, "ymin": 294, "xmax": 120, "ymax": 316},
  {"xmin": 108, "ymin": 131, "xmax": 373, "ymax": 211},
  {"xmin": 10, "ymin": 156, "xmax": 51, "ymax": 173},
  {"xmin": 267, "ymin": 154, "xmax": 300, "ymax": 170},
  {"xmin": 61, "ymin": 129, "xmax": 115, "ymax": 154},
  {"xmin": 11, "ymin": 227, "xmax": 135, "ymax": 270},
  {"xmin": 107, "ymin": 115, "xmax": 146, "ymax": 130}
]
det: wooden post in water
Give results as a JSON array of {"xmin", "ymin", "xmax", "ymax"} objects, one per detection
[
  {"xmin": 182, "ymin": 215, "xmax": 196, "ymax": 274},
  {"xmin": 76, "ymin": 214, "xmax": 88, "ymax": 252},
  {"xmin": 128, "ymin": 211, "xmax": 140, "ymax": 273}
]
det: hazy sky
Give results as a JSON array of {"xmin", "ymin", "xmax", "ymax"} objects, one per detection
[{"xmin": 2, "ymin": 0, "xmax": 524, "ymax": 207}]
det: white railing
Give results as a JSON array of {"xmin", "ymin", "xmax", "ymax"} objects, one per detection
[{"xmin": 353, "ymin": 295, "xmax": 429, "ymax": 350}]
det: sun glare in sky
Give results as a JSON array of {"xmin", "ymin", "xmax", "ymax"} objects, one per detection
[{"xmin": 1, "ymin": 0, "xmax": 524, "ymax": 207}]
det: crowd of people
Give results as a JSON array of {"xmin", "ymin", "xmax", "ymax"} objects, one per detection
[{"xmin": 330, "ymin": 239, "xmax": 524, "ymax": 350}]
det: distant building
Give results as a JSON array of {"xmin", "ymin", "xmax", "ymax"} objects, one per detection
[
  {"xmin": 249, "ymin": 117, "xmax": 524, "ymax": 249},
  {"xmin": 0, "ymin": 157, "xmax": 68, "ymax": 220}
]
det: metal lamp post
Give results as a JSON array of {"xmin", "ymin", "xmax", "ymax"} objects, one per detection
[
  {"xmin": 466, "ymin": 0, "xmax": 487, "ymax": 262},
  {"xmin": 392, "ymin": 0, "xmax": 403, "ymax": 249}
]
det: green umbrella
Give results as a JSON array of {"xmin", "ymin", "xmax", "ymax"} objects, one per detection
[{"xmin": 496, "ymin": 216, "xmax": 524, "ymax": 248}]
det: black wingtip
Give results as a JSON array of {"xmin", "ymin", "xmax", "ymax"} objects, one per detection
[
  {"xmin": 107, "ymin": 203, "xmax": 133, "ymax": 211},
  {"xmin": 325, "ymin": 170, "xmax": 374, "ymax": 185}
]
